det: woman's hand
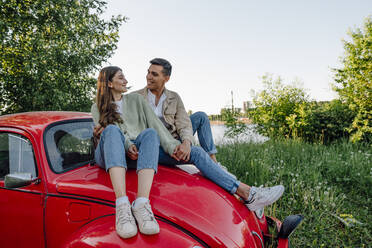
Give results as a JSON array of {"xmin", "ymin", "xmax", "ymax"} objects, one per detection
[
  {"xmin": 94, "ymin": 124, "xmax": 104, "ymax": 138},
  {"xmin": 172, "ymin": 140, "xmax": 191, "ymax": 162},
  {"xmin": 128, "ymin": 144, "xmax": 138, "ymax": 160},
  {"xmin": 92, "ymin": 124, "xmax": 104, "ymax": 148}
]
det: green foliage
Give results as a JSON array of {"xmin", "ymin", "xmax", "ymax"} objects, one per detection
[
  {"xmin": 249, "ymin": 75, "xmax": 358, "ymax": 143},
  {"xmin": 333, "ymin": 17, "xmax": 372, "ymax": 143},
  {"xmin": 287, "ymin": 100, "xmax": 355, "ymax": 144},
  {"xmin": 217, "ymin": 140, "xmax": 371, "ymax": 247},
  {"xmin": 221, "ymin": 108, "xmax": 247, "ymax": 138},
  {"xmin": 0, "ymin": 0, "xmax": 126, "ymax": 114},
  {"xmin": 249, "ymin": 74, "xmax": 309, "ymax": 139}
]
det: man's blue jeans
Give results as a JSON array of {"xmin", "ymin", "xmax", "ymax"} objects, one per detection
[
  {"xmin": 158, "ymin": 146, "xmax": 240, "ymax": 194},
  {"xmin": 95, "ymin": 125, "xmax": 160, "ymax": 173},
  {"xmin": 157, "ymin": 111, "xmax": 240, "ymax": 194},
  {"xmin": 190, "ymin": 111, "xmax": 217, "ymax": 155}
]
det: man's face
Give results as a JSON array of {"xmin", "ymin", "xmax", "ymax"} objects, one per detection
[{"xmin": 146, "ymin": 64, "xmax": 169, "ymax": 91}]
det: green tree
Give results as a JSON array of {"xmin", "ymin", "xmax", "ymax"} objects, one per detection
[
  {"xmin": 221, "ymin": 108, "xmax": 247, "ymax": 138},
  {"xmin": 250, "ymin": 74, "xmax": 355, "ymax": 143},
  {"xmin": 286, "ymin": 100, "xmax": 355, "ymax": 144},
  {"xmin": 249, "ymin": 74, "xmax": 309, "ymax": 139},
  {"xmin": 333, "ymin": 17, "xmax": 372, "ymax": 143},
  {"xmin": 0, "ymin": 0, "xmax": 126, "ymax": 114}
]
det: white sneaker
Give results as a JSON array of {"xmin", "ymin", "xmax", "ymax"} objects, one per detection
[
  {"xmin": 217, "ymin": 162, "xmax": 237, "ymax": 180},
  {"xmin": 132, "ymin": 201, "xmax": 160, "ymax": 235},
  {"xmin": 245, "ymin": 185, "xmax": 284, "ymax": 211},
  {"xmin": 116, "ymin": 202, "xmax": 138, "ymax": 238}
]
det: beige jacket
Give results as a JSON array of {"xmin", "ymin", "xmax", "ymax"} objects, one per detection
[{"xmin": 133, "ymin": 87, "xmax": 195, "ymax": 144}]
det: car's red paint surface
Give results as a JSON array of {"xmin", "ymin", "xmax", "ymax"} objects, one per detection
[{"xmin": 0, "ymin": 112, "xmax": 289, "ymax": 248}]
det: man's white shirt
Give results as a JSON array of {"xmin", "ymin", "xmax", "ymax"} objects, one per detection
[
  {"xmin": 147, "ymin": 89, "xmax": 166, "ymax": 117},
  {"xmin": 147, "ymin": 89, "xmax": 170, "ymax": 128}
]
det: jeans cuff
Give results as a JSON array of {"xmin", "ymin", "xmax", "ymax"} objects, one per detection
[
  {"xmin": 230, "ymin": 180, "xmax": 240, "ymax": 194},
  {"xmin": 207, "ymin": 148, "xmax": 217, "ymax": 155},
  {"xmin": 136, "ymin": 167, "xmax": 158, "ymax": 174},
  {"xmin": 105, "ymin": 164, "xmax": 127, "ymax": 172}
]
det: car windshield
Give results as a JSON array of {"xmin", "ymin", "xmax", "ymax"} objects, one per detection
[{"xmin": 44, "ymin": 120, "xmax": 95, "ymax": 173}]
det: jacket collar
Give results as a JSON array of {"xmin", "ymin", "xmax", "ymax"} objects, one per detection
[{"xmin": 141, "ymin": 86, "xmax": 175, "ymax": 100}]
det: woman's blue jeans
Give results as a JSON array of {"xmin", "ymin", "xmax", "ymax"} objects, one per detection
[
  {"xmin": 95, "ymin": 125, "xmax": 160, "ymax": 173},
  {"xmin": 190, "ymin": 111, "xmax": 217, "ymax": 155},
  {"xmin": 158, "ymin": 146, "xmax": 240, "ymax": 194}
]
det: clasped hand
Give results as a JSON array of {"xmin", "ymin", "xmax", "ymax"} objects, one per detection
[{"xmin": 171, "ymin": 140, "xmax": 191, "ymax": 162}]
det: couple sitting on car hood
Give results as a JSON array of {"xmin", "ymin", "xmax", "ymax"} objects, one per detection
[{"xmin": 91, "ymin": 58, "xmax": 284, "ymax": 239}]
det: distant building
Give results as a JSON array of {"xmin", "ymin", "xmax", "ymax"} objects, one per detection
[
  {"xmin": 220, "ymin": 107, "xmax": 242, "ymax": 115},
  {"xmin": 243, "ymin": 101, "xmax": 254, "ymax": 112},
  {"xmin": 234, "ymin": 108, "xmax": 242, "ymax": 113}
]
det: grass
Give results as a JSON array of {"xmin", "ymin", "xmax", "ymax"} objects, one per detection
[{"xmin": 216, "ymin": 139, "xmax": 371, "ymax": 247}]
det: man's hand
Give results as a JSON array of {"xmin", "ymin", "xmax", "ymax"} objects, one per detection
[
  {"xmin": 172, "ymin": 140, "xmax": 191, "ymax": 162},
  {"xmin": 128, "ymin": 144, "xmax": 138, "ymax": 160},
  {"xmin": 93, "ymin": 124, "xmax": 104, "ymax": 139}
]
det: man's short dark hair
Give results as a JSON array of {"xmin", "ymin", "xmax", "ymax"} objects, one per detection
[{"xmin": 150, "ymin": 58, "xmax": 172, "ymax": 76}]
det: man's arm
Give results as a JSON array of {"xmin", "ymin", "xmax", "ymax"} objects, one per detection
[
  {"xmin": 173, "ymin": 93, "xmax": 195, "ymax": 144},
  {"xmin": 171, "ymin": 93, "xmax": 195, "ymax": 161}
]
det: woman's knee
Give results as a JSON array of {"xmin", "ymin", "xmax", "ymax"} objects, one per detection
[
  {"xmin": 102, "ymin": 124, "xmax": 121, "ymax": 136},
  {"xmin": 142, "ymin": 128, "xmax": 160, "ymax": 144},
  {"xmin": 100, "ymin": 125, "xmax": 125, "ymax": 144}
]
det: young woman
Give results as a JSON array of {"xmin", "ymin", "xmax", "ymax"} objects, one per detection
[
  {"xmin": 92, "ymin": 66, "xmax": 180, "ymax": 239},
  {"xmin": 92, "ymin": 66, "xmax": 284, "ymax": 239}
]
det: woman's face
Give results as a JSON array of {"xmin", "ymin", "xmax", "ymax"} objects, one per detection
[{"xmin": 108, "ymin": 70, "xmax": 128, "ymax": 94}]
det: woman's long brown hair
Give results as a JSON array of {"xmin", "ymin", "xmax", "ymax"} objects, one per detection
[{"xmin": 96, "ymin": 66, "xmax": 123, "ymax": 127}]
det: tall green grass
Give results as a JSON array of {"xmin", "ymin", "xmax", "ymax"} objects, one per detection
[{"xmin": 217, "ymin": 139, "xmax": 371, "ymax": 247}]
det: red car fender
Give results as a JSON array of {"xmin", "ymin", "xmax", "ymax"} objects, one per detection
[
  {"xmin": 62, "ymin": 215, "xmax": 206, "ymax": 248},
  {"xmin": 278, "ymin": 238, "xmax": 289, "ymax": 248}
]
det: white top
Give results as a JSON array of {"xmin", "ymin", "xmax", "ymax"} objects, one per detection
[
  {"xmin": 115, "ymin": 99, "xmax": 123, "ymax": 114},
  {"xmin": 147, "ymin": 89, "xmax": 166, "ymax": 118}
]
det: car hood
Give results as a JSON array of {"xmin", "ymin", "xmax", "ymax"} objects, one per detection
[{"xmin": 55, "ymin": 165, "xmax": 264, "ymax": 247}]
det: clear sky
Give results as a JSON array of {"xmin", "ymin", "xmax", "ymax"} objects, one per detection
[{"xmin": 101, "ymin": 0, "xmax": 371, "ymax": 114}]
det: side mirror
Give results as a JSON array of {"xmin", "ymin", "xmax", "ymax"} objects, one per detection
[
  {"xmin": 277, "ymin": 214, "xmax": 304, "ymax": 238},
  {"xmin": 4, "ymin": 173, "xmax": 35, "ymax": 188}
]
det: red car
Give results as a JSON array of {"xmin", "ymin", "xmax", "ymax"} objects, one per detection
[{"xmin": 0, "ymin": 112, "xmax": 302, "ymax": 248}]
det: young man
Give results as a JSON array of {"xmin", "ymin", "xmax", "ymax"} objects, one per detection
[
  {"xmin": 133, "ymin": 58, "xmax": 220, "ymax": 164},
  {"xmin": 131, "ymin": 58, "xmax": 284, "ymax": 211}
]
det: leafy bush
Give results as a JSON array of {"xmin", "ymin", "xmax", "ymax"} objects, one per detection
[
  {"xmin": 249, "ymin": 74, "xmax": 309, "ymax": 139},
  {"xmin": 287, "ymin": 100, "xmax": 355, "ymax": 144},
  {"xmin": 250, "ymin": 75, "xmax": 356, "ymax": 143},
  {"xmin": 333, "ymin": 17, "xmax": 372, "ymax": 143},
  {"xmin": 221, "ymin": 108, "xmax": 247, "ymax": 138}
]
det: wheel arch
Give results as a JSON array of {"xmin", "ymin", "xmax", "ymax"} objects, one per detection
[{"xmin": 62, "ymin": 214, "xmax": 208, "ymax": 248}]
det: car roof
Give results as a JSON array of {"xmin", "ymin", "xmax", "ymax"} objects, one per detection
[{"xmin": 0, "ymin": 111, "xmax": 92, "ymax": 134}]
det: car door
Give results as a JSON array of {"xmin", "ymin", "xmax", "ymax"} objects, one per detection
[{"xmin": 0, "ymin": 130, "xmax": 45, "ymax": 248}]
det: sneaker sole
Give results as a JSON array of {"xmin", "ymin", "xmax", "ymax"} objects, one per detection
[
  {"xmin": 117, "ymin": 228, "xmax": 138, "ymax": 239},
  {"xmin": 137, "ymin": 220, "xmax": 160, "ymax": 235},
  {"xmin": 138, "ymin": 227, "xmax": 160, "ymax": 235},
  {"xmin": 246, "ymin": 186, "xmax": 284, "ymax": 211}
]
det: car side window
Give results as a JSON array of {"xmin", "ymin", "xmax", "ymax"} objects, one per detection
[
  {"xmin": 44, "ymin": 120, "xmax": 94, "ymax": 173},
  {"xmin": 0, "ymin": 133, "xmax": 37, "ymax": 179}
]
